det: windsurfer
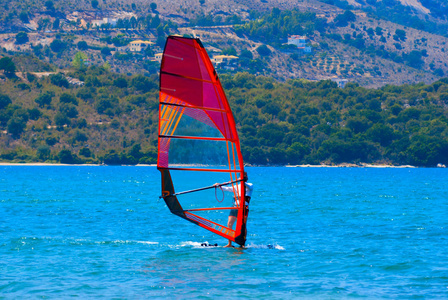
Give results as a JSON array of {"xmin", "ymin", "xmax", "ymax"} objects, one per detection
[{"xmin": 215, "ymin": 179, "xmax": 253, "ymax": 248}]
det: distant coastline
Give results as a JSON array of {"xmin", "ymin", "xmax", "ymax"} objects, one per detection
[
  {"xmin": 288, "ymin": 163, "xmax": 417, "ymax": 168},
  {"xmin": 0, "ymin": 162, "xmax": 422, "ymax": 168}
]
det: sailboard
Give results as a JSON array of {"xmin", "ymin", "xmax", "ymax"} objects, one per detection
[{"xmin": 157, "ymin": 36, "xmax": 248, "ymax": 246}]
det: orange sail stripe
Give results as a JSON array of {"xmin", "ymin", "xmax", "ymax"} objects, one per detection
[
  {"xmin": 161, "ymin": 102, "xmax": 179, "ymax": 136},
  {"xmin": 184, "ymin": 212, "xmax": 235, "ymax": 238}
]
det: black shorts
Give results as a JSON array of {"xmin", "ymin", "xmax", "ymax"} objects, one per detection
[{"xmin": 229, "ymin": 209, "xmax": 238, "ymax": 217}]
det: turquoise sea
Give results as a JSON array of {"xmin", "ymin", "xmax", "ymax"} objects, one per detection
[{"xmin": 1, "ymin": 166, "xmax": 447, "ymax": 298}]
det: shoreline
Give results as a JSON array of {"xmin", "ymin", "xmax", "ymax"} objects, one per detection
[
  {"xmin": 0, "ymin": 162, "xmax": 423, "ymax": 168},
  {"xmin": 287, "ymin": 163, "xmax": 417, "ymax": 168}
]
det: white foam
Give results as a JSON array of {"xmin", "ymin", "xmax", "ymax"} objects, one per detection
[
  {"xmin": 177, "ymin": 241, "xmax": 285, "ymax": 250},
  {"xmin": 180, "ymin": 241, "xmax": 220, "ymax": 248},
  {"xmin": 135, "ymin": 241, "xmax": 159, "ymax": 245},
  {"xmin": 246, "ymin": 243, "xmax": 285, "ymax": 250},
  {"xmin": 180, "ymin": 241, "xmax": 207, "ymax": 248},
  {"xmin": 68, "ymin": 239, "xmax": 159, "ymax": 245}
]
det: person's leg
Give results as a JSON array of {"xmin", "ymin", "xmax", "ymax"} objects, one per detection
[
  {"xmin": 225, "ymin": 216, "xmax": 237, "ymax": 247},
  {"xmin": 228, "ymin": 216, "xmax": 237, "ymax": 229}
]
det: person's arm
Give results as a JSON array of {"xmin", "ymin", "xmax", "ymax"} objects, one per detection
[{"xmin": 220, "ymin": 185, "xmax": 234, "ymax": 192}]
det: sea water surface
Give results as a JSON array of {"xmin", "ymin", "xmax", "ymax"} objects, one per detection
[{"xmin": 1, "ymin": 166, "xmax": 447, "ymax": 298}]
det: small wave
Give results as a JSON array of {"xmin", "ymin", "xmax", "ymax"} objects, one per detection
[
  {"xmin": 135, "ymin": 241, "xmax": 159, "ymax": 245},
  {"xmin": 29, "ymin": 237, "xmax": 159, "ymax": 246},
  {"xmin": 97, "ymin": 240, "xmax": 159, "ymax": 245},
  {"xmin": 176, "ymin": 241, "xmax": 285, "ymax": 250},
  {"xmin": 180, "ymin": 241, "xmax": 216, "ymax": 248},
  {"xmin": 246, "ymin": 243, "xmax": 285, "ymax": 250}
]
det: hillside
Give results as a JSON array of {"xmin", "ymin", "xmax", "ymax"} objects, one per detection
[
  {"xmin": 0, "ymin": 0, "xmax": 448, "ymax": 87},
  {"xmin": 320, "ymin": 0, "xmax": 448, "ymax": 37},
  {"xmin": 1, "ymin": 54, "xmax": 448, "ymax": 166}
]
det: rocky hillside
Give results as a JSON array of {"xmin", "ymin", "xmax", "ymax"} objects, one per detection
[{"xmin": 0, "ymin": 0, "xmax": 447, "ymax": 88}]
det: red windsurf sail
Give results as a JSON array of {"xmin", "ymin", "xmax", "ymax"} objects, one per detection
[{"xmin": 157, "ymin": 36, "xmax": 248, "ymax": 246}]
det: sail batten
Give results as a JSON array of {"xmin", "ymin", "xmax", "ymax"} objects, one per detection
[
  {"xmin": 160, "ymin": 102, "xmax": 228, "ymax": 113},
  {"xmin": 159, "ymin": 135, "xmax": 229, "ymax": 141},
  {"xmin": 161, "ymin": 70, "xmax": 216, "ymax": 84},
  {"xmin": 157, "ymin": 36, "xmax": 247, "ymax": 246}
]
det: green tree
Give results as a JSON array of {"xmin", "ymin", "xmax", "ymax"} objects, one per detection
[
  {"xmin": 45, "ymin": 136, "xmax": 59, "ymax": 146},
  {"xmin": 394, "ymin": 29, "xmax": 407, "ymax": 41},
  {"xmin": 37, "ymin": 145, "xmax": 51, "ymax": 161},
  {"xmin": 54, "ymin": 112, "xmax": 70, "ymax": 127},
  {"xmin": 367, "ymin": 123, "xmax": 395, "ymax": 146},
  {"xmin": 256, "ymin": 45, "xmax": 271, "ymax": 56},
  {"xmin": 257, "ymin": 123, "xmax": 286, "ymax": 145},
  {"xmin": 59, "ymin": 103, "xmax": 78, "ymax": 118},
  {"xmin": 73, "ymin": 130, "xmax": 88, "ymax": 143},
  {"xmin": 398, "ymin": 107, "xmax": 421, "ymax": 122},
  {"xmin": 406, "ymin": 137, "xmax": 448, "ymax": 166},
  {"xmin": 60, "ymin": 93, "xmax": 78, "ymax": 105},
  {"xmin": 58, "ymin": 150, "xmax": 78, "ymax": 164},
  {"xmin": 262, "ymin": 102, "xmax": 281, "ymax": 115},
  {"xmin": 0, "ymin": 57, "xmax": 16, "ymax": 74},
  {"xmin": 19, "ymin": 11, "xmax": 29, "ymax": 23},
  {"xmin": 334, "ymin": 10, "xmax": 356, "ymax": 27},
  {"xmin": 50, "ymin": 39, "xmax": 66, "ymax": 52},
  {"xmin": 222, "ymin": 47, "xmax": 237, "ymax": 56},
  {"xmin": 144, "ymin": 46, "xmax": 154, "ymax": 57},
  {"xmin": 28, "ymin": 108, "xmax": 41, "ymax": 120},
  {"xmin": 95, "ymin": 98, "xmax": 114, "ymax": 114},
  {"xmin": 77, "ymin": 41, "xmax": 88, "ymax": 50},
  {"xmin": 150, "ymin": 2, "xmax": 157, "ymax": 12},
  {"xmin": 101, "ymin": 47, "xmax": 112, "ymax": 56},
  {"xmin": 91, "ymin": 0, "xmax": 99, "ymax": 9},
  {"xmin": 434, "ymin": 69, "xmax": 444, "ymax": 77},
  {"xmin": 35, "ymin": 91, "xmax": 54, "ymax": 107},
  {"xmin": 72, "ymin": 52, "xmax": 88, "ymax": 70},
  {"xmin": 37, "ymin": 18, "xmax": 51, "ymax": 31},
  {"xmin": 102, "ymin": 150, "xmax": 122, "ymax": 165},
  {"xmin": 15, "ymin": 32, "xmax": 29, "ymax": 44},
  {"xmin": 131, "ymin": 75, "xmax": 157, "ymax": 92},
  {"xmin": 113, "ymin": 77, "xmax": 128, "ymax": 88},
  {"xmin": 7, "ymin": 110, "xmax": 28, "ymax": 138},
  {"xmin": 375, "ymin": 27, "xmax": 383, "ymax": 36},
  {"xmin": 391, "ymin": 104, "xmax": 402, "ymax": 116},
  {"xmin": 0, "ymin": 94, "xmax": 12, "ymax": 109},
  {"xmin": 6, "ymin": 117, "xmax": 24, "ymax": 136},
  {"xmin": 79, "ymin": 147, "xmax": 92, "ymax": 157},
  {"xmin": 50, "ymin": 73, "xmax": 69, "ymax": 88},
  {"xmin": 26, "ymin": 73, "xmax": 36, "ymax": 82},
  {"xmin": 45, "ymin": 0, "xmax": 54, "ymax": 10},
  {"xmin": 128, "ymin": 144, "xmax": 142, "ymax": 161},
  {"xmin": 53, "ymin": 18, "xmax": 60, "ymax": 30},
  {"xmin": 240, "ymin": 49, "xmax": 253, "ymax": 59},
  {"xmin": 347, "ymin": 117, "xmax": 371, "ymax": 134},
  {"xmin": 406, "ymin": 50, "xmax": 424, "ymax": 69},
  {"xmin": 286, "ymin": 142, "xmax": 308, "ymax": 164}
]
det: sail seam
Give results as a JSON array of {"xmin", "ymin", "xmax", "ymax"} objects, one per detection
[
  {"xmin": 161, "ymin": 70, "xmax": 214, "ymax": 84},
  {"xmin": 160, "ymin": 101, "xmax": 227, "ymax": 113}
]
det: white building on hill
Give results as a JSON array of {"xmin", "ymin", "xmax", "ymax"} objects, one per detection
[
  {"xmin": 212, "ymin": 55, "xmax": 239, "ymax": 70},
  {"xmin": 287, "ymin": 35, "xmax": 312, "ymax": 53},
  {"xmin": 92, "ymin": 18, "xmax": 117, "ymax": 27},
  {"xmin": 129, "ymin": 40, "xmax": 154, "ymax": 52}
]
